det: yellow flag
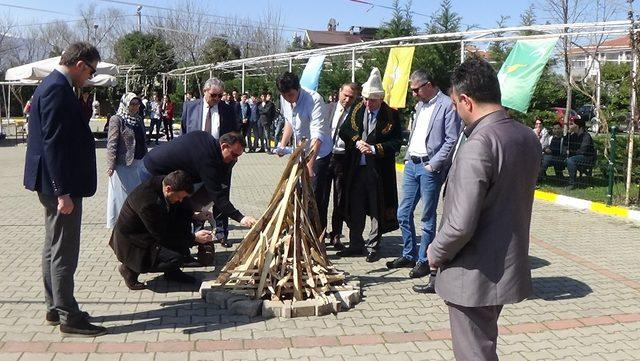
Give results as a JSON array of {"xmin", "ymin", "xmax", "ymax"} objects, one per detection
[{"xmin": 382, "ymin": 47, "xmax": 415, "ymax": 108}]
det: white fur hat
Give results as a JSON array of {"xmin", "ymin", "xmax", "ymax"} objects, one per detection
[{"xmin": 361, "ymin": 67, "xmax": 385, "ymax": 99}]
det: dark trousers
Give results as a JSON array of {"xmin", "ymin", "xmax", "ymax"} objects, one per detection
[
  {"xmin": 241, "ymin": 121, "xmax": 250, "ymax": 146},
  {"xmin": 539, "ymin": 154, "xmax": 565, "ymax": 178},
  {"xmin": 148, "ymin": 245, "xmax": 187, "ymax": 273},
  {"xmin": 148, "ymin": 118, "xmax": 162, "ymax": 143},
  {"xmin": 448, "ymin": 302, "xmax": 503, "ymax": 361},
  {"xmin": 259, "ymin": 123, "xmax": 272, "ymax": 151},
  {"xmin": 312, "ymin": 154, "xmax": 331, "ymax": 232},
  {"xmin": 162, "ymin": 117, "xmax": 173, "ymax": 140},
  {"xmin": 325, "ymin": 153, "xmax": 346, "ymax": 237},
  {"xmin": 348, "ymin": 165, "xmax": 380, "ymax": 251},
  {"xmin": 248, "ymin": 122, "xmax": 261, "ymax": 150},
  {"xmin": 38, "ymin": 194, "xmax": 83, "ymax": 323}
]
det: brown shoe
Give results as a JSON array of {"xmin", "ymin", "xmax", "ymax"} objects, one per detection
[{"xmin": 118, "ymin": 264, "xmax": 145, "ymax": 290}]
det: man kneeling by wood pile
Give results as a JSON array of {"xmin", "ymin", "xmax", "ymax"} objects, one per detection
[{"xmin": 109, "ymin": 170, "xmax": 214, "ymax": 290}]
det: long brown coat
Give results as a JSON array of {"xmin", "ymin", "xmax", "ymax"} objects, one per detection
[
  {"xmin": 109, "ymin": 176, "xmax": 194, "ymax": 273},
  {"xmin": 338, "ymin": 101, "xmax": 403, "ymax": 234}
]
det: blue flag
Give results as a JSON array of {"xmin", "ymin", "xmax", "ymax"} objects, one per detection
[{"xmin": 299, "ymin": 55, "xmax": 326, "ymax": 91}]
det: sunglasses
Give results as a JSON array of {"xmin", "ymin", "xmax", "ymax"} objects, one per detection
[
  {"xmin": 410, "ymin": 82, "xmax": 429, "ymax": 93},
  {"xmin": 84, "ymin": 62, "xmax": 97, "ymax": 78}
]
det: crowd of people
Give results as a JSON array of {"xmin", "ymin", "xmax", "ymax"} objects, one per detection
[
  {"xmin": 24, "ymin": 41, "xmax": 542, "ymax": 361},
  {"xmin": 534, "ymin": 117, "xmax": 596, "ymax": 189}
]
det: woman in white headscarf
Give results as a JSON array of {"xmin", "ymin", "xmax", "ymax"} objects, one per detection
[{"xmin": 106, "ymin": 92, "xmax": 148, "ymax": 228}]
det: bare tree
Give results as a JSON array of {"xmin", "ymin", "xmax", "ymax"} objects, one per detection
[{"xmin": 77, "ymin": 4, "xmax": 131, "ymax": 60}]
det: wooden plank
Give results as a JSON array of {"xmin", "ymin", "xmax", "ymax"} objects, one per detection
[{"xmin": 257, "ymin": 161, "xmax": 300, "ymax": 298}]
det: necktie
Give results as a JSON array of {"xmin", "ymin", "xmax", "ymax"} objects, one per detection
[
  {"xmin": 332, "ymin": 106, "xmax": 344, "ymax": 143},
  {"xmin": 204, "ymin": 107, "xmax": 212, "ymax": 134}
]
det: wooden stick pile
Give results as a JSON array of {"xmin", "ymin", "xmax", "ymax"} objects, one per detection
[{"xmin": 212, "ymin": 144, "xmax": 346, "ymax": 301}]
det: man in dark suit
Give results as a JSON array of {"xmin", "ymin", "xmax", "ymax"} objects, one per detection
[
  {"xmin": 142, "ymin": 131, "xmax": 257, "ymax": 231},
  {"xmin": 427, "ymin": 59, "xmax": 541, "ymax": 360},
  {"xmin": 182, "ymin": 78, "xmax": 240, "ymax": 247},
  {"xmin": 23, "ymin": 42, "xmax": 107, "ymax": 337},
  {"xmin": 257, "ymin": 92, "xmax": 276, "ymax": 152},
  {"xmin": 110, "ymin": 170, "xmax": 214, "ymax": 290}
]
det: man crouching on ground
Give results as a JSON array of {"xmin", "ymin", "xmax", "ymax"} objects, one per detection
[{"xmin": 110, "ymin": 170, "xmax": 213, "ymax": 290}]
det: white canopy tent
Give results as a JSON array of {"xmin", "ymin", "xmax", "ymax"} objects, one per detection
[
  {"xmin": 1, "ymin": 57, "xmax": 119, "ymax": 137},
  {"xmin": 5, "ymin": 56, "xmax": 118, "ymax": 78}
]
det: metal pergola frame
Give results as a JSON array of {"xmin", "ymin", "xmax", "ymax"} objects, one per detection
[{"xmin": 160, "ymin": 19, "xmax": 635, "ymax": 93}]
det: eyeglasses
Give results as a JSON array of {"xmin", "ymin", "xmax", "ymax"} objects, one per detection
[
  {"xmin": 84, "ymin": 62, "xmax": 97, "ymax": 78},
  {"xmin": 207, "ymin": 92, "xmax": 223, "ymax": 99},
  {"xmin": 410, "ymin": 82, "xmax": 429, "ymax": 93}
]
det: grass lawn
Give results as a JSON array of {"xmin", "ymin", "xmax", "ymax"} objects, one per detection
[{"xmin": 537, "ymin": 169, "xmax": 639, "ymax": 206}]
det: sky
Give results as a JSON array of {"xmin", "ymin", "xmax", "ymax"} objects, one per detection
[{"xmin": 3, "ymin": 0, "xmax": 561, "ymax": 37}]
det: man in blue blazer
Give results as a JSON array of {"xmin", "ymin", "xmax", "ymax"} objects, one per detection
[
  {"xmin": 387, "ymin": 70, "xmax": 461, "ymax": 294},
  {"xmin": 181, "ymin": 78, "xmax": 240, "ymax": 247},
  {"xmin": 23, "ymin": 42, "xmax": 107, "ymax": 337}
]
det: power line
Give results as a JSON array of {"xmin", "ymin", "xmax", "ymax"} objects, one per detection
[
  {"xmin": 0, "ymin": 2, "xmax": 74, "ymax": 16},
  {"xmin": 143, "ymin": 14, "xmax": 299, "ymax": 35},
  {"xmin": 147, "ymin": 25, "xmax": 266, "ymax": 46},
  {"xmin": 97, "ymin": 0, "xmax": 305, "ymax": 33},
  {"xmin": 348, "ymin": 0, "xmax": 430, "ymax": 18}
]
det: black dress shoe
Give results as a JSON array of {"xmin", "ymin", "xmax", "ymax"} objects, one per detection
[
  {"xmin": 182, "ymin": 256, "xmax": 204, "ymax": 268},
  {"xmin": 366, "ymin": 250, "xmax": 380, "ymax": 263},
  {"xmin": 60, "ymin": 318, "xmax": 107, "ymax": 337},
  {"xmin": 409, "ymin": 261, "xmax": 430, "ymax": 278},
  {"xmin": 386, "ymin": 256, "xmax": 417, "ymax": 269},
  {"xmin": 219, "ymin": 238, "xmax": 233, "ymax": 248},
  {"xmin": 412, "ymin": 275, "xmax": 436, "ymax": 294},
  {"xmin": 46, "ymin": 310, "xmax": 91, "ymax": 326},
  {"xmin": 118, "ymin": 264, "xmax": 146, "ymax": 290},
  {"xmin": 336, "ymin": 247, "xmax": 366, "ymax": 257},
  {"xmin": 164, "ymin": 269, "xmax": 197, "ymax": 284},
  {"xmin": 330, "ymin": 235, "xmax": 345, "ymax": 251}
]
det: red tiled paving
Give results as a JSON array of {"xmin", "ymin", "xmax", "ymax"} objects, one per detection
[
  {"xmin": 49, "ymin": 342, "xmax": 97, "ymax": 353},
  {"xmin": 2, "ymin": 341, "xmax": 50, "ymax": 353},
  {"xmin": 382, "ymin": 332, "xmax": 430, "ymax": 343},
  {"xmin": 339, "ymin": 334, "xmax": 384, "ymax": 345},
  {"xmin": 196, "ymin": 340, "xmax": 244, "ymax": 351},
  {"xmin": 426, "ymin": 329, "xmax": 453, "ymax": 340},
  {"xmin": 290, "ymin": 336, "xmax": 339, "ymax": 348},
  {"xmin": 146, "ymin": 340, "xmax": 194, "ymax": 352},
  {"xmin": 543, "ymin": 319, "xmax": 584, "ymax": 330},
  {"xmin": 0, "ymin": 313, "xmax": 638, "ymax": 354},
  {"xmin": 244, "ymin": 337, "xmax": 292, "ymax": 349},
  {"xmin": 97, "ymin": 342, "xmax": 146, "ymax": 353}
]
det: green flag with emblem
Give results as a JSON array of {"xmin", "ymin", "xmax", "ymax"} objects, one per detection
[{"xmin": 498, "ymin": 37, "xmax": 558, "ymax": 113}]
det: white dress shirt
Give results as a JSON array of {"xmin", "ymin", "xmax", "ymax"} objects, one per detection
[
  {"xmin": 408, "ymin": 91, "xmax": 441, "ymax": 157},
  {"xmin": 201, "ymin": 102, "xmax": 220, "ymax": 140},
  {"xmin": 330, "ymin": 103, "xmax": 350, "ymax": 154},
  {"xmin": 280, "ymin": 87, "xmax": 332, "ymax": 159}
]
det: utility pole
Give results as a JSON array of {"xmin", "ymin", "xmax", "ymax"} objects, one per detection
[{"xmin": 136, "ymin": 6, "xmax": 142, "ymax": 32}]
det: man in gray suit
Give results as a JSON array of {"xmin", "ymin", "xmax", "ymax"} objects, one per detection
[
  {"xmin": 427, "ymin": 58, "xmax": 540, "ymax": 360},
  {"xmin": 388, "ymin": 70, "xmax": 460, "ymax": 294}
]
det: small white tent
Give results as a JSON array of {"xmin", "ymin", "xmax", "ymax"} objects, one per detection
[{"xmin": 4, "ymin": 56, "xmax": 118, "ymax": 86}]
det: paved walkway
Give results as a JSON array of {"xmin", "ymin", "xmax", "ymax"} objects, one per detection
[{"xmin": 0, "ymin": 142, "xmax": 639, "ymax": 361}]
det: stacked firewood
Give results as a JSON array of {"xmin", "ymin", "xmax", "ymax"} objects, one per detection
[{"xmin": 211, "ymin": 144, "xmax": 346, "ymax": 301}]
